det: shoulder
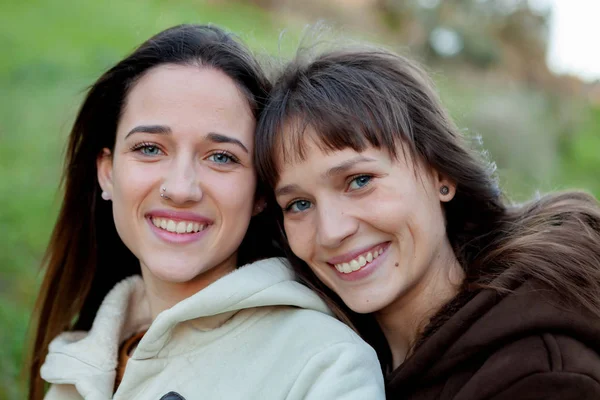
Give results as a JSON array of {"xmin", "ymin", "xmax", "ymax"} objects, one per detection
[
  {"xmin": 255, "ymin": 305, "xmax": 375, "ymax": 352},
  {"xmin": 249, "ymin": 307, "xmax": 383, "ymax": 379},
  {"xmin": 273, "ymin": 309, "xmax": 385, "ymax": 399},
  {"xmin": 464, "ymin": 333, "xmax": 600, "ymax": 399},
  {"xmin": 211, "ymin": 306, "xmax": 385, "ymax": 399}
]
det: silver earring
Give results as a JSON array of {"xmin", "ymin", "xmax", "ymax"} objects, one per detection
[
  {"xmin": 101, "ymin": 191, "xmax": 111, "ymax": 201},
  {"xmin": 160, "ymin": 187, "xmax": 169, "ymax": 200},
  {"xmin": 440, "ymin": 185, "xmax": 450, "ymax": 196}
]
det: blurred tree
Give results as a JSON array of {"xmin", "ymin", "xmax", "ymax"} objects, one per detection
[{"xmin": 371, "ymin": 0, "xmax": 552, "ymax": 80}]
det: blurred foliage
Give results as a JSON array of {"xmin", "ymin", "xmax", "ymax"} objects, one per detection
[
  {"xmin": 1, "ymin": 0, "xmax": 598, "ymax": 398},
  {"xmin": 559, "ymin": 106, "xmax": 600, "ymax": 196}
]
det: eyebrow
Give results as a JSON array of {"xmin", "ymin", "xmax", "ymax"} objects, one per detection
[
  {"xmin": 124, "ymin": 126, "xmax": 249, "ymax": 154},
  {"xmin": 125, "ymin": 124, "xmax": 171, "ymax": 139},
  {"xmin": 275, "ymin": 156, "xmax": 376, "ymax": 197},
  {"xmin": 275, "ymin": 183, "xmax": 302, "ymax": 197},
  {"xmin": 206, "ymin": 132, "xmax": 249, "ymax": 154},
  {"xmin": 322, "ymin": 156, "xmax": 376, "ymax": 179}
]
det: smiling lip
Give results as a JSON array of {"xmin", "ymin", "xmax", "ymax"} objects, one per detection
[
  {"xmin": 327, "ymin": 242, "xmax": 390, "ymax": 265},
  {"xmin": 146, "ymin": 210, "xmax": 213, "ymax": 224},
  {"xmin": 146, "ymin": 209, "xmax": 213, "ymax": 244},
  {"xmin": 327, "ymin": 242, "xmax": 391, "ymax": 281}
]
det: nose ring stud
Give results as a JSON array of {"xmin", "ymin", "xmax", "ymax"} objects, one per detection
[{"xmin": 160, "ymin": 187, "xmax": 170, "ymax": 200}]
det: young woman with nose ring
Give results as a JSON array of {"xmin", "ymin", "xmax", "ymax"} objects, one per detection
[{"xmin": 27, "ymin": 25, "xmax": 385, "ymax": 400}]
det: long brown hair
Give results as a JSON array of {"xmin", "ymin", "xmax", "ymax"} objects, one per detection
[
  {"xmin": 255, "ymin": 46, "xmax": 600, "ymax": 372},
  {"xmin": 28, "ymin": 24, "xmax": 280, "ymax": 399}
]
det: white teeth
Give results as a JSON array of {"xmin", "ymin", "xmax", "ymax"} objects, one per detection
[
  {"xmin": 151, "ymin": 218, "xmax": 208, "ymax": 234},
  {"xmin": 167, "ymin": 220, "xmax": 177, "ymax": 232},
  {"xmin": 176, "ymin": 221, "xmax": 186, "ymax": 233},
  {"xmin": 333, "ymin": 247, "xmax": 385, "ymax": 274}
]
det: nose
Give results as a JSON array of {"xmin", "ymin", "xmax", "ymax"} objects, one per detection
[
  {"xmin": 161, "ymin": 154, "xmax": 203, "ymax": 205},
  {"xmin": 316, "ymin": 205, "xmax": 358, "ymax": 249}
]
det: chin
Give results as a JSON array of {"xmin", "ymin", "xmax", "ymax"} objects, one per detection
[
  {"xmin": 349, "ymin": 303, "xmax": 381, "ymax": 314},
  {"xmin": 152, "ymin": 269, "xmax": 200, "ymax": 284},
  {"xmin": 343, "ymin": 293, "xmax": 395, "ymax": 314},
  {"xmin": 144, "ymin": 260, "xmax": 207, "ymax": 284}
]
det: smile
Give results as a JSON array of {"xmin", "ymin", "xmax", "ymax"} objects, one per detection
[
  {"xmin": 333, "ymin": 246, "xmax": 385, "ymax": 274},
  {"xmin": 151, "ymin": 217, "xmax": 208, "ymax": 234}
]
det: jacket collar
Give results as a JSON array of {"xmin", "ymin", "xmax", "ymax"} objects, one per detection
[
  {"xmin": 41, "ymin": 275, "xmax": 146, "ymax": 400},
  {"xmin": 41, "ymin": 258, "xmax": 331, "ymax": 398},
  {"xmin": 387, "ymin": 277, "xmax": 600, "ymax": 389}
]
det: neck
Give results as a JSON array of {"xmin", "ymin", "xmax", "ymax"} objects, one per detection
[
  {"xmin": 376, "ymin": 247, "xmax": 464, "ymax": 369},
  {"xmin": 141, "ymin": 256, "xmax": 237, "ymax": 319}
]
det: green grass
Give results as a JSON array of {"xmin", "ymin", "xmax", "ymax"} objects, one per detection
[
  {"xmin": 558, "ymin": 105, "xmax": 600, "ymax": 196},
  {"xmin": 2, "ymin": 1, "xmax": 598, "ymax": 398}
]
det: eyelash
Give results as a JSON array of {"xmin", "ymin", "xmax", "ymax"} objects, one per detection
[
  {"xmin": 130, "ymin": 142, "xmax": 163, "ymax": 156},
  {"xmin": 284, "ymin": 199, "xmax": 312, "ymax": 214},
  {"xmin": 347, "ymin": 174, "xmax": 372, "ymax": 191},
  {"xmin": 283, "ymin": 174, "xmax": 374, "ymax": 214},
  {"xmin": 207, "ymin": 150, "xmax": 240, "ymax": 165},
  {"xmin": 128, "ymin": 143, "xmax": 239, "ymax": 164}
]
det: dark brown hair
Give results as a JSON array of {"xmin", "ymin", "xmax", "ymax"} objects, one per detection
[
  {"xmin": 255, "ymin": 46, "xmax": 600, "ymax": 372},
  {"xmin": 28, "ymin": 24, "xmax": 280, "ymax": 399}
]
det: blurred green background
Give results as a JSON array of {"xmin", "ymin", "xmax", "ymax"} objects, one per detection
[{"xmin": 1, "ymin": 0, "xmax": 598, "ymax": 398}]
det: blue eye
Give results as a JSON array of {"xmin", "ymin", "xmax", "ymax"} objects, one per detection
[
  {"xmin": 141, "ymin": 145, "xmax": 161, "ymax": 156},
  {"xmin": 287, "ymin": 200, "xmax": 312, "ymax": 213},
  {"xmin": 349, "ymin": 175, "xmax": 372, "ymax": 190},
  {"xmin": 208, "ymin": 152, "xmax": 238, "ymax": 164},
  {"xmin": 131, "ymin": 143, "xmax": 163, "ymax": 156}
]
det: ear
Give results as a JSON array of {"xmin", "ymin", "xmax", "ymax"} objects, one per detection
[
  {"xmin": 433, "ymin": 170, "xmax": 456, "ymax": 202},
  {"xmin": 97, "ymin": 148, "xmax": 114, "ymax": 200},
  {"xmin": 252, "ymin": 195, "xmax": 267, "ymax": 216}
]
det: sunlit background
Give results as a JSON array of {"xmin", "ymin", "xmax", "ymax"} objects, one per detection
[{"xmin": 1, "ymin": 0, "xmax": 598, "ymax": 397}]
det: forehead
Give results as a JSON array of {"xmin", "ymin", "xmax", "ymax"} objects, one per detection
[
  {"xmin": 276, "ymin": 125, "xmax": 350, "ymax": 171},
  {"xmin": 119, "ymin": 64, "xmax": 255, "ymax": 142}
]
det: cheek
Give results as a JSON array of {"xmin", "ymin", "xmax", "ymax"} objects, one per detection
[
  {"xmin": 110, "ymin": 160, "xmax": 159, "ymax": 226},
  {"xmin": 209, "ymin": 172, "xmax": 256, "ymax": 215},
  {"xmin": 403, "ymin": 192, "xmax": 447, "ymax": 249},
  {"xmin": 112, "ymin": 159, "xmax": 158, "ymax": 197},
  {"xmin": 361, "ymin": 186, "xmax": 412, "ymax": 229},
  {"xmin": 108, "ymin": 162, "xmax": 155, "ymax": 245},
  {"xmin": 283, "ymin": 218, "xmax": 312, "ymax": 260}
]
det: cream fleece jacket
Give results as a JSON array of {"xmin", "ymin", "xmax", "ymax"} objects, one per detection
[{"xmin": 41, "ymin": 258, "xmax": 384, "ymax": 399}]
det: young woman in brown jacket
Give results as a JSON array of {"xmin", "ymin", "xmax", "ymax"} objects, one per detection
[{"xmin": 255, "ymin": 44, "xmax": 600, "ymax": 399}]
